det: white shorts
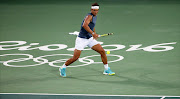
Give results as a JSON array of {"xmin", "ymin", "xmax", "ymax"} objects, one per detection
[{"xmin": 75, "ymin": 37, "xmax": 99, "ymax": 50}]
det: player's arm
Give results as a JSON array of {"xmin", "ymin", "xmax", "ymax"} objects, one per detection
[
  {"xmin": 82, "ymin": 15, "xmax": 99, "ymax": 39},
  {"xmin": 93, "ymin": 28, "xmax": 96, "ymax": 34}
]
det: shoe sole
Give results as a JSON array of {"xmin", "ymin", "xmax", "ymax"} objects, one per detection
[{"xmin": 103, "ymin": 72, "xmax": 115, "ymax": 75}]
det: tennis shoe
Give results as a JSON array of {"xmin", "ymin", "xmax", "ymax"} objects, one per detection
[
  {"xmin": 103, "ymin": 67, "xmax": 115, "ymax": 75},
  {"xmin": 59, "ymin": 67, "xmax": 66, "ymax": 77}
]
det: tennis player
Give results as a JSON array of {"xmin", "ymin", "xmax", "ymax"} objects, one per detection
[{"xmin": 59, "ymin": 3, "xmax": 115, "ymax": 77}]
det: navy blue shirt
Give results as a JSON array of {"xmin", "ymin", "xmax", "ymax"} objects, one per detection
[{"xmin": 78, "ymin": 13, "xmax": 97, "ymax": 39}]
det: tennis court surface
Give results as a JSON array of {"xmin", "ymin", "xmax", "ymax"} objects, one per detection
[{"xmin": 0, "ymin": 0, "xmax": 180, "ymax": 99}]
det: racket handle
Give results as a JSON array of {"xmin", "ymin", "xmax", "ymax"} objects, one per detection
[{"xmin": 98, "ymin": 35, "xmax": 101, "ymax": 37}]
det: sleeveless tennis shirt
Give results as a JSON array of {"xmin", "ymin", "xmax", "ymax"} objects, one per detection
[{"xmin": 78, "ymin": 13, "xmax": 97, "ymax": 39}]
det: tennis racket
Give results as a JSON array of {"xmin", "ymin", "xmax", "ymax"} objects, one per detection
[{"xmin": 98, "ymin": 33, "xmax": 113, "ymax": 37}]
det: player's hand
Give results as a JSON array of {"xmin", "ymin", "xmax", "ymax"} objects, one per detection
[{"xmin": 92, "ymin": 33, "xmax": 99, "ymax": 40}]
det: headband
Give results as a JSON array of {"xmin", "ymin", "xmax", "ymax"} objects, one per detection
[{"xmin": 91, "ymin": 6, "xmax": 99, "ymax": 9}]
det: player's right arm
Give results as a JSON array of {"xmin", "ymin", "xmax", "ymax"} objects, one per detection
[{"xmin": 82, "ymin": 15, "xmax": 99, "ymax": 39}]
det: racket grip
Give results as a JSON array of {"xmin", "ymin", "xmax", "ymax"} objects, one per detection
[{"xmin": 98, "ymin": 35, "xmax": 101, "ymax": 37}]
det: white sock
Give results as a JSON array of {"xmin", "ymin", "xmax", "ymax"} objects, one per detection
[
  {"xmin": 104, "ymin": 64, "xmax": 109, "ymax": 70},
  {"xmin": 62, "ymin": 63, "xmax": 67, "ymax": 68}
]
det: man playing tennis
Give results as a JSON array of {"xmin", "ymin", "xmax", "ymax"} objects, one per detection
[{"xmin": 59, "ymin": 3, "xmax": 115, "ymax": 77}]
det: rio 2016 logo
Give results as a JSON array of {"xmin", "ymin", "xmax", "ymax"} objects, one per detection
[{"xmin": 0, "ymin": 41, "xmax": 177, "ymax": 68}]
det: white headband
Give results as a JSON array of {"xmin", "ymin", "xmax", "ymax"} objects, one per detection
[{"xmin": 91, "ymin": 6, "xmax": 99, "ymax": 9}]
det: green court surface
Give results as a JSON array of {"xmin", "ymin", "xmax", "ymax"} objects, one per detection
[{"xmin": 0, "ymin": 0, "xmax": 180, "ymax": 99}]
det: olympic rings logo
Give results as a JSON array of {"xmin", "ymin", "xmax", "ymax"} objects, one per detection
[{"xmin": 0, "ymin": 54, "xmax": 124, "ymax": 68}]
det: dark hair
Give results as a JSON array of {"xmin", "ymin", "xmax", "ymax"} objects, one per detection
[{"xmin": 92, "ymin": 2, "xmax": 99, "ymax": 6}]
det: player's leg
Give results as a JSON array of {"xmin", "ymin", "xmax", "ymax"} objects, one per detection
[
  {"xmin": 60, "ymin": 49, "xmax": 81, "ymax": 77},
  {"xmin": 60, "ymin": 37, "xmax": 87, "ymax": 77},
  {"xmin": 91, "ymin": 44, "xmax": 107, "ymax": 64},
  {"xmin": 89, "ymin": 40, "xmax": 115, "ymax": 75},
  {"xmin": 65, "ymin": 49, "xmax": 81, "ymax": 66}
]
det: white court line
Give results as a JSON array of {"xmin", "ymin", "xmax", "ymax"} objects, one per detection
[
  {"xmin": 0, "ymin": 93, "xmax": 180, "ymax": 97},
  {"xmin": 160, "ymin": 96, "xmax": 166, "ymax": 99}
]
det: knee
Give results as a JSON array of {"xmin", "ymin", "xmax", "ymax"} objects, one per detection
[
  {"xmin": 72, "ymin": 55, "xmax": 80, "ymax": 61},
  {"xmin": 99, "ymin": 49, "xmax": 106, "ymax": 55}
]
